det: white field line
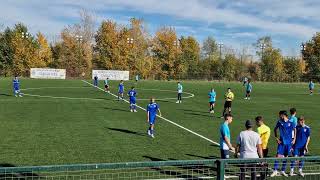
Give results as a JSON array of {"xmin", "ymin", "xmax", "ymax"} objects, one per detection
[{"xmin": 82, "ymin": 80, "xmax": 220, "ymax": 146}]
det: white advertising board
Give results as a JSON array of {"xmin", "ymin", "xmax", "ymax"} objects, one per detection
[
  {"xmin": 30, "ymin": 68, "xmax": 66, "ymax": 79},
  {"xmin": 92, "ymin": 70, "xmax": 130, "ymax": 80}
]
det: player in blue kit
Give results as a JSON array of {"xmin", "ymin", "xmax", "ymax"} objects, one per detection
[
  {"xmin": 290, "ymin": 116, "xmax": 311, "ymax": 177},
  {"xmin": 93, "ymin": 75, "xmax": 98, "ymax": 87},
  {"xmin": 118, "ymin": 80, "xmax": 124, "ymax": 100},
  {"xmin": 271, "ymin": 111, "xmax": 296, "ymax": 177},
  {"xmin": 309, "ymin": 80, "xmax": 314, "ymax": 95},
  {"xmin": 127, "ymin": 87, "xmax": 137, "ymax": 112},
  {"xmin": 244, "ymin": 80, "xmax": 252, "ymax": 100},
  {"xmin": 147, "ymin": 97, "xmax": 161, "ymax": 138},
  {"xmin": 208, "ymin": 88, "xmax": 216, "ymax": 114},
  {"xmin": 13, "ymin": 76, "xmax": 23, "ymax": 97}
]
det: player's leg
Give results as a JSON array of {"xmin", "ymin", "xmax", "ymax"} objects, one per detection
[
  {"xmin": 290, "ymin": 148, "xmax": 298, "ymax": 176},
  {"xmin": 271, "ymin": 144, "xmax": 284, "ymax": 177},
  {"xmin": 150, "ymin": 123, "xmax": 155, "ymax": 138},
  {"xmin": 176, "ymin": 93, "xmax": 180, "ymax": 103},
  {"xmin": 298, "ymin": 149, "xmax": 305, "ymax": 177},
  {"xmin": 280, "ymin": 145, "xmax": 290, "ymax": 176},
  {"xmin": 133, "ymin": 99, "xmax": 137, "ymax": 112},
  {"xmin": 179, "ymin": 93, "xmax": 182, "ymax": 103},
  {"xmin": 221, "ymin": 102, "xmax": 227, "ymax": 117}
]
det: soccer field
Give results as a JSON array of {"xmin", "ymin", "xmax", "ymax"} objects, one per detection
[{"xmin": 0, "ymin": 78, "xmax": 319, "ymax": 166}]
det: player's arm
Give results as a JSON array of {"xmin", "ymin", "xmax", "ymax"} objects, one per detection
[
  {"xmin": 274, "ymin": 123, "xmax": 281, "ymax": 144},
  {"xmin": 292, "ymin": 127, "xmax": 297, "ymax": 144},
  {"xmin": 147, "ymin": 111, "xmax": 150, "ymax": 122},
  {"xmin": 235, "ymin": 135, "xmax": 241, "ymax": 158},
  {"xmin": 257, "ymin": 144, "xmax": 263, "ymax": 158},
  {"xmin": 305, "ymin": 129, "xmax": 311, "ymax": 152},
  {"xmin": 224, "ymin": 136, "xmax": 234, "ymax": 151}
]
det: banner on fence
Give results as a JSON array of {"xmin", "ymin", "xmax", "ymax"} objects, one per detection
[
  {"xmin": 92, "ymin": 70, "xmax": 130, "ymax": 80},
  {"xmin": 30, "ymin": 68, "xmax": 66, "ymax": 79}
]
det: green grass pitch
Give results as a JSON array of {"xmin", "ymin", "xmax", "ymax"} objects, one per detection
[{"xmin": 0, "ymin": 78, "xmax": 319, "ymax": 166}]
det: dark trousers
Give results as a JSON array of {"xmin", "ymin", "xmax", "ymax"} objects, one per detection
[
  {"xmin": 240, "ymin": 164, "xmax": 257, "ymax": 180},
  {"xmin": 177, "ymin": 93, "xmax": 182, "ymax": 101}
]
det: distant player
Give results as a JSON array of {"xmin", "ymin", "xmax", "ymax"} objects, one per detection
[
  {"xmin": 243, "ymin": 77, "xmax": 248, "ymax": 86},
  {"xmin": 290, "ymin": 116, "xmax": 311, "ymax": 177},
  {"xmin": 309, "ymin": 80, "xmax": 314, "ymax": 95},
  {"xmin": 176, "ymin": 82, "xmax": 183, "ymax": 103},
  {"xmin": 208, "ymin": 88, "xmax": 216, "ymax": 114},
  {"xmin": 104, "ymin": 78, "xmax": 110, "ymax": 92},
  {"xmin": 271, "ymin": 111, "xmax": 296, "ymax": 177},
  {"xmin": 93, "ymin": 75, "xmax": 98, "ymax": 87},
  {"xmin": 221, "ymin": 88, "xmax": 234, "ymax": 118},
  {"xmin": 147, "ymin": 97, "xmax": 161, "ymax": 138},
  {"xmin": 244, "ymin": 80, "xmax": 252, "ymax": 100},
  {"xmin": 128, "ymin": 86, "xmax": 137, "ymax": 112},
  {"xmin": 118, "ymin": 80, "xmax": 124, "ymax": 100},
  {"xmin": 135, "ymin": 75, "xmax": 139, "ymax": 82},
  {"xmin": 13, "ymin": 76, "xmax": 23, "ymax": 97}
]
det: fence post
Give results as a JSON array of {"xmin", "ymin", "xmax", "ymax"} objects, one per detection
[{"xmin": 216, "ymin": 160, "xmax": 225, "ymax": 180}]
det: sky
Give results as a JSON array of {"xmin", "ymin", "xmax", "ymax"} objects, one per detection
[{"xmin": 1, "ymin": 0, "xmax": 320, "ymax": 56}]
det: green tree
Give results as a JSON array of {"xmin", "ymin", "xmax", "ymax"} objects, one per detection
[
  {"xmin": 283, "ymin": 57, "xmax": 303, "ymax": 82},
  {"xmin": 0, "ymin": 27, "xmax": 14, "ymax": 76},
  {"xmin": 222, "ymin": 53, "xmax": 237, "ymax": 81}
]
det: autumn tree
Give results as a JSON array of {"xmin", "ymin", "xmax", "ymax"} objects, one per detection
[
  {"xmin": 303, "ymin": 33, "xmax": 320, "ymax": 81},
  {"xmin": 152, "ymin": 27, "xmax": 181, "ymax": 80},
  {"xmin": 0, "ymin": 27, "xmax": 14, "ymax": 76},
  {"xmin": 179, "ymin": 36, "xmax": 200, "ymax": 78},
  {"xmin": 283, "ymin": 57, "xmax": 303, "ymax": 82}
]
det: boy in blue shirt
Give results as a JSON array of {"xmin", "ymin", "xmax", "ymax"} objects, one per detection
[
  {"xmin": 290, "ymin": 116, "xmax": 311, "ymax": 177},
  {"xmin": 127, "ymin": 87, "xmax": 137, "ymax": 112},
  {"xmin": 104, "ymin": 78, "xmax": 110, "ymax": 92},
  {"xmin": 118, "ymin": 80, "xmax": 124, "ymax": 100},
  {"xmin": 289, "ymin": 108, "xmax": 298, "ymax": 127},
  {"xmin": 271, "ymin": 111, "xmax": 296, "ymax": 177},
  {"xmin": 208, "ymin": 88, "xmax": 216, "ymax": 114},
  {"xmin": 147, "ymin": 97, "xmax": 161, "ymax": 138},
  {"xmin": 13, "ymin": 76, "xmax": 23, "ymax": 97},
  {"xmin": 176, "ymin": 82, "xmax": 183, "ymax": 103},
  {"xmin": 219, "ymin": 114, "xmax": 235, "ymax": 159},
  {"xmin": 244, "ymin": 80, "xmax": 252, "ymax": 100},
  {"xmin": 309, "ymin": 80, "xmax": 314, "ymax": 95},
  {"xmin": 93, "ymin": 75, "xmax": 98, "ymax": 87}
]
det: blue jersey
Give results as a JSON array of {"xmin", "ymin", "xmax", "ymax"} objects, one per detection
[
  {"xmin": 295, "ymin": 125, "xmax": 311, "ymax": 149},
  {"xmin": 309, "ymin": 82, "xmax": 314, "ymax": 89},
  {"xmin": 128, "ymin": 90, "xmax": 137, "ymax": 100},
  {"xmin": 208, "ymin": 91, "xmax": 216, "ymax": 102},
  {"xmin": 118, "ymin": 83, "xmax": 124, "ymax": 93},
  {"xmin": 289, "ymin": 115, "xmax": 298, "ymax": 127},
  {"xmin": 13, "ymin": 79, "xmax": 20, "ymax": 90},
  {"xmin": 246, "ymin": 83, "xmax": 252, "ymax": 91},
  {"xmin": 275, "ymin": 120, "xmax": 295, "ymax": 145},
  {"xmin": 147, "ymin": 103, "xmax": 159, "ymax": 121},
  {"xmin": 220, "ymin": 122, "xmax": 231, "ymax": 150}
]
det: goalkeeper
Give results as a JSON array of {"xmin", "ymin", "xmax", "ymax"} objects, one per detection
[{"xmin": 221, "ymin": 88, "xmax": 234, "ymax": 118}]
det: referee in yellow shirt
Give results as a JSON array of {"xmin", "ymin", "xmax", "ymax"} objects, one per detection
[
  {"xmin": 255, "ymin": 116, "xmax": 271, "ymax": 157},
  {"xmin": 221, "ymin": 88, "xmax": 235, "ymax": 118}
]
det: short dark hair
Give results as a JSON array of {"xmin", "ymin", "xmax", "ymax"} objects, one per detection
[
  {"xmin": 255, "ymin": 116, "xmax": 263, "ymax": 122},
  {"xmin": 131, "ymin": 86, "xmax": 135, "ymax": 89},
  {"xmin": 290, "ymin": 108, "xmax": 296, "ymax": 115},
  {"xmin": 298, "ymin": 116, "xmax": 305, "ymax": 121},
  {"xmin": 279, "ymin": 110, "xmax": 288, "ymax": 117},
  {"xmin": 224, "ymin": 113, "xmax": 232, "ymax": 120}
]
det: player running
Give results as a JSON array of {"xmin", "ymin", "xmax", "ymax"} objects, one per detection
[
  {"xmin": 93, "ymin": 75, "xmax": 98, "ymax": 87},
  {"xmin": 208, "ymin": 88, "xmax": 216, "ymax": 114},
  {"xmin": 244, "ymin": 80, "xmax": 252, "ymax": 100},
  {"xmin": 104, "ymin": 78, "xmax": 110, "ymax": 92},
  {"xmin": 118, "ymin": 80, "xmax": 124, "ymax": 100},
  {"xmin": 271, "ymin": 111, "xmax": 296, "ymax": 177},
  {"xmin": 176, "ymin": 82, "xmax": 183, "ymax": 104},
  {"xmin": 13, "ymin": 76, "xmax": 23, "ymax": 97},
  {"xmin": 309, "ymin": 80, "xmax": 314, "ymax": 95},
  {"xmin": 290, "ymin": 116, "xmax": 311, "ymax": 177},
  {"xmin": 128, "ymin": 87, "xmax": 137, "ymax": 112},
  {"xmin": 147, "ymin": 97, "xmax": 161, "ymax": 138},
  {"xmin": 221, "ymin": 88, "xmax": 234, "ymax": 118}
]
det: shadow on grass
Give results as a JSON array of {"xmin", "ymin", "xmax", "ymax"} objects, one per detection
[
  {"xmin": 103, "ymin": 107, "xmax": 128, "ymax": 112},
  {"xmin": 142, "ymin": 156, "xmax": 216, "ymax": 179},
  {"xmin": 0, "ymin": 163, "xmax": 39, "ymax": 179},
  {"xmin": 185, "ymin": 154, "xmax": 220, "ymax": 159},
  {"xmin": 107, "ymin": 127, "xmax": 146, "ymax": 137},
  {"xmin": 184, "ymin": 112, "xmax": 212, "ymax": 118},
  {"xmin": 0, "ymin": 93, "xmax": 12, "ymax": 97},
  {"xmin": 178, "ymin": 109, "xmax": 209, "ymax": 114}
]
